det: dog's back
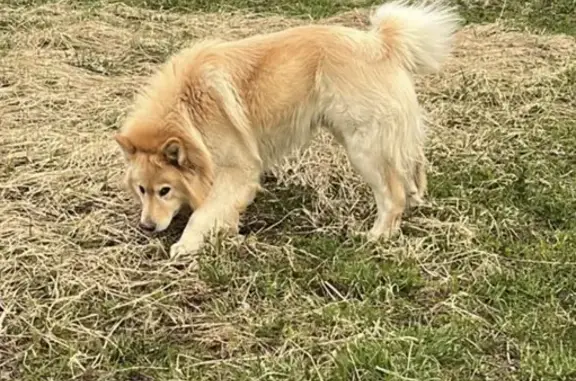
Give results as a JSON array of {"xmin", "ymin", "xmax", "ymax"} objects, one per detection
[{"xmin": 129, "ymin": 1, "xmax": 458, "ymax": 168}]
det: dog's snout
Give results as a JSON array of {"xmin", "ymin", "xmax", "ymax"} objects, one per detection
[{"xmin": 139, "ymin": 221, "xmax": 156, "ymax": 232}]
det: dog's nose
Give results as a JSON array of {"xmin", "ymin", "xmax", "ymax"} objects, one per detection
[{"xmin": 139, "ymin": 221, "xmax": 156, "ymax": 232}]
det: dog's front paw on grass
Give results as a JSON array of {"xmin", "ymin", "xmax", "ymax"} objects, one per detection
[
  {"xmin": 356, "ymin": 218, "xmax": 402, "ymax": 242},
  {"xmin": 169, "ymin": 239, "xmax": 202, "ymax": 260},
  {"xmin": 360, "ymin": 230, "xmax": 398, "ymax": 243}
]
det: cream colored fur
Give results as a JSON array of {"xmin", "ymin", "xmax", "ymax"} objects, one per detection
[{"xmin": 114, "ymin": 1, "xmax": 461, "ymax": 258}]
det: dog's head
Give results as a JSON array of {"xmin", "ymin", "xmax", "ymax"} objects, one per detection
[{"xmin": 114, "ymin": 129, "xmax": 213, "ymax": 233}]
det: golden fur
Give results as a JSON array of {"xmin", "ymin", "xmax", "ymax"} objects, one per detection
[{"xmin": 115, "ymin": 1, "xmax": 460, "ymax": 257}]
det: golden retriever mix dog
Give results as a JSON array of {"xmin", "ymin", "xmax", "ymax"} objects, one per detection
[{"xmin": 114, "ymin": 1, "xmax": 460, "ymax": 258}]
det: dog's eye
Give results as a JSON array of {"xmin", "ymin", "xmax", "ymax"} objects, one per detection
[
  {"xmin": 159, "ymin": 187, "xmax": 171, "ymax": 197},
  {"xmin": 138, "ymin": 186, "xmax": 145, "ymax": 194}
]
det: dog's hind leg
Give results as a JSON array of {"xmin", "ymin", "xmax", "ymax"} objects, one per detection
[
  {"xmin": 405, "ymin": 147, "xmax": 427, "ymax": 208},
  {"xmin": 335, "ymin": 129, "xmax": 407, "ymax": 240}
]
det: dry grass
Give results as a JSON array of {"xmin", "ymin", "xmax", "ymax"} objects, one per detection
[{"xmin": 1, "ymin": 2, "xmax": 576, "ymax": 380}]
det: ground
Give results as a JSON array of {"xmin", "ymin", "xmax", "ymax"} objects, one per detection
[{"xmin": 1, "ymin": 0, "xmax": 575, "ymax": 380}]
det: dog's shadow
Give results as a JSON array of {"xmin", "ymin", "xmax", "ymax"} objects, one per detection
[{"xmin": 240, "ymin": 173, "xmax": 324, "ymax": 238}]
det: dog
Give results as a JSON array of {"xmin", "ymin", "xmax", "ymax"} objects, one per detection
[{"xmin": 114, "ymin": 1, "xmax": 460, "ymax": 258}]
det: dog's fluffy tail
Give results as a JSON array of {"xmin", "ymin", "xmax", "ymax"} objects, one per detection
[{"xmin": 370, "ymin": 1, "xmax": 460, "ymax": 74}]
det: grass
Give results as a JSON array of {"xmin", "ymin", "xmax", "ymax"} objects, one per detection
[
  {"xmin": 1, "ymin": 0, "xmax": 575, "ymax": 380},
  {"xmin": 3, "ymin": 0, "xmax": 576, "ymax": 34}
]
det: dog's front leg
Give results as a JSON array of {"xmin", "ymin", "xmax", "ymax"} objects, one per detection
[{"xmin": 169, "ymin": 170, "xmax": 260, "ymax": 259}]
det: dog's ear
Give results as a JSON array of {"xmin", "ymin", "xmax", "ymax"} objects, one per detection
[
  {"xmin": 161, "ymin": 137, "xmax": 186, "ymax": 167},
  {"xmin": 114, "ymin": 134, "xmax": 136, "ymax": 158}
]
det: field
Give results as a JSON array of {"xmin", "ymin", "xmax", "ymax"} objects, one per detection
[{"xmin": 1, "ymin": 0, "xmax": 575, "ymax": 380}]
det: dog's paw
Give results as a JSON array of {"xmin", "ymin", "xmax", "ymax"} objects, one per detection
[
  {"xmin": 169, "ymin": 239, "xmax": 202, "ymax": 259},
  {"xmin": 359, "ymin": 230, "xmax": 390, "ymax": 242},
  {"xmin": 354, "ymin": 230, "xmax": 383, "ymax": 242},
  {"xmin": 365, "ymin": 220, "xmax": 401, "ymax": 241},
  {"xmin": 407, "ymin": 192, "xmax": 425, "ymax": 208}
]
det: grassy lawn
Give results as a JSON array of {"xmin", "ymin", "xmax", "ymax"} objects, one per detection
[
  {"xmin": 1, "ymin": 0, "xmax": 575, "ymax": 380},
  {"xmin": 4, "ymin": 0, "xmax": 576, "ymax": 34}
]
